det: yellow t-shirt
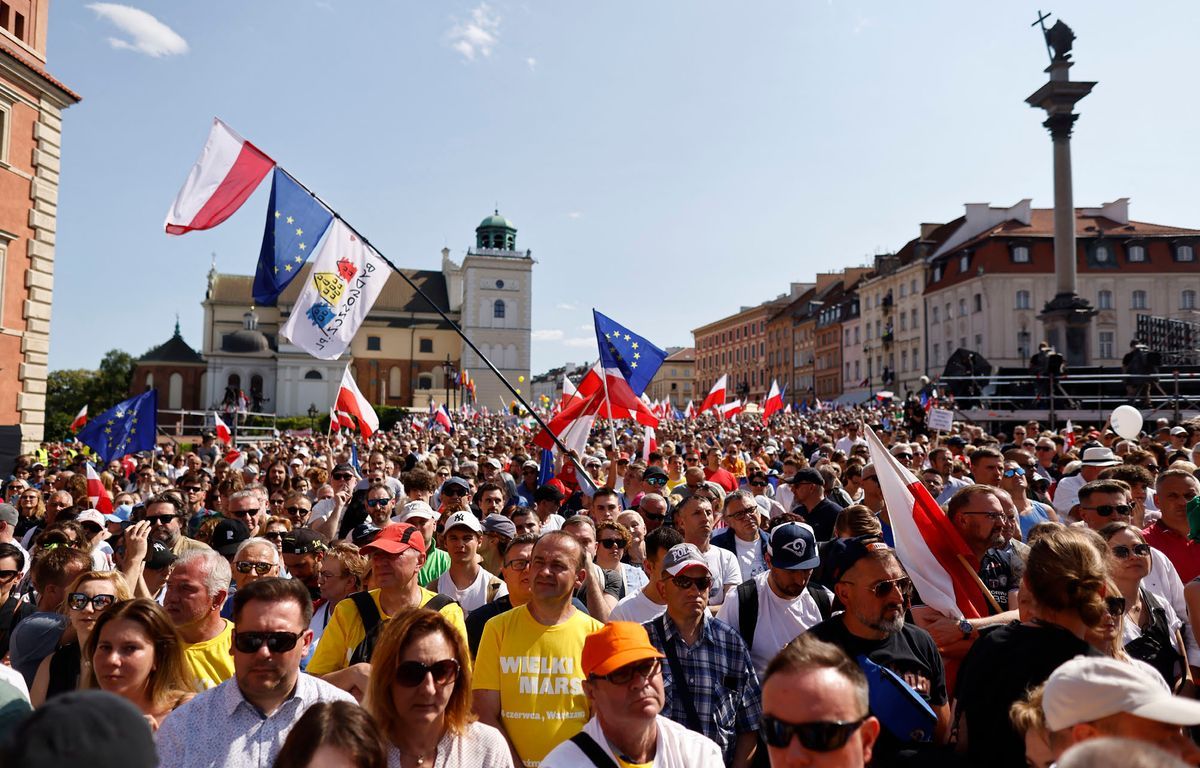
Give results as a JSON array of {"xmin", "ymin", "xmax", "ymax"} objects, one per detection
[
  {"xmin": 183, "ymin": 619, "xmax": 234, "ymax": 690},
  {"xmin": 618, "ymin": 760, "xmax": 652, "ymax": 768},
  {"xmin": 307, "ymin": 588, "xmax": 467, "ymax": 676},
  {"xmin": 473, "ymin": 605, "xmax": 604, "ymax": 767}
]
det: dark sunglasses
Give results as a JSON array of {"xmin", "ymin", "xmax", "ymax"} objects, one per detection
[
  {"xmin": 233, "ymin": 630, "xmax": 303, "ymax": 654},
  {"xmin": 235, "ymin": 561, "xmax": 275, "ymax": 575},
  {"xmin": 395, "ymin": 659, "xmax": 460, "ymax": 687},
  {"xmin": 1083, "ymin": 504, "xmax": 1132, "ymax": 518},
  {"xmin": 762, "ymin": 715, "xmax": 869, "ymax": 752},
  {"xmin": 1105, "ymin": 595, "xmax": 1127, "ymax": 616},
  {"xmin": 285, "ymin": 506, "xmax": 311, "ymax": 516},
  {"xmin": 262, "ymin": 532, "xmax": 284, "ymax": 541},
  {"xmin": 0, "ymin": 569, "xmax": 18, "ymax": 581},
  {"xmin": 1036, "ymin": 445, "xmax": 1056, "ymax": 452},
  {"xmin": 366, "ymin": 498, "xmax": 391, "ymax": 508},
  {"xmin": 68, "ymin": 593, "xmax": 116, "ymax": 611},
  {"xmin": 894, "ymin": 453, "xmax": 913, "ymax": 460},
  {"xmin": 1110, "ymin": 543, "xmax": 1152, "ymax": 559},
  {"xmin": 592, "ymin": 658, "xmax": 661, "ymax": 685},
  {"xmin": 1144, "ymin": 465, "xmax": 1160, "ymax": 473},
  {"xmin": 598, "ymin": 538, "xmax": 625, "ymax": 550},
  {"xmin": 1002, "ymin": 467, "xmax": 1025, "ymax": 478},
  {"xmin": 332, "ymin": 473, "xmax": 353, "ymax": 481},
  {"xmin": 180, "ymin": 486, "xmax": 203, "ymax": 493},
  {"xmin": 641, "ymin": 511, "xmax": 665, "ymax": 521},
  {"xmin": 143, "ymin": 514, "xmax": 178, "ymax": 526},
  {"xmin": 231, "ymin": 508, "xmax": 261, "ymax": 519},
  {"xmin": 644, "ymin": 477, "xmax": 668, "ymax": 486},
  {"xmin": 670, "ymin": 574, "xmax": 713, "ymax": 592}
]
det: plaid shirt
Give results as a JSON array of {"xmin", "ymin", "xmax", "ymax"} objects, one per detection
[{"xmin": 644, "ymin": 612, "xmax": 762, "ymax": 764}]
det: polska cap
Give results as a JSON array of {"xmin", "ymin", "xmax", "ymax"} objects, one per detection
[{"xmin": 661, "ymin": 543, "xmax": 711, "ymax": 577}]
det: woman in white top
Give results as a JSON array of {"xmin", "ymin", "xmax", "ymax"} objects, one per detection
[{"xmin": 367, "ymin": 608, "xmax": 512, "ymax": 768}]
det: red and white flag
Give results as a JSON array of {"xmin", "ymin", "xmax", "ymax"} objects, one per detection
[
  {"xmin": 762, "ymin": 380, "xmax": 784, "ymax": 423},
  {"xmin": 70, "ymin": 405, "xmax": 88, "ymax": 433},
  {"xmin": 684, "ymin": 400, "xmax": 697, "ymax": 419},
  {"xmin": 164, "ymin": 118, "xmax": 274, "ymax": 235},
  {"xmin": 575, "ymin": 364, "xmax": 659, "ymax": 427},
  {"xmin": 213, "ymin": 413, "xmax": 232, "ymax": 445},
  {"xmin": 85, "ymin": 463, "xmax": 113, "ymax": 514},
  {"xmin": 432, "ymin": 404, "xmax": 454, "ymax": 433},
  {"xmin": 328, "ymin": 406, "xmax": 339, "ymax": 435},
  {"xmin": 225, "ymin": 449, "xmax": 246, "ymax": 470},
  {"xmin": 864, "ymin": 426, "xmax": 992, "ymax": 621},
  {"xmin": 643, "ymin": 426, "xmax": 657, "ymax": 462},
  {"xmin": 700, "ymin": 374, "xmax": 727, "ymax": 413},
  {"xmin": 336, "ymin": 366, "xmax": 379, "ymax": 439},
  {"xmin": 717, "ymin": 399, "xmax": 743, "ymax": 419},
  {"xmin": 1064, "ymin": 420, "xmax": 1075, "ymax": 450},
  {"xmin": 561, "ymin": 372, "xmax": 579, "ymax": 403}
]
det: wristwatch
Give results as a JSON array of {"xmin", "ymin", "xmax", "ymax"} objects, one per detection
[{"xmin": 958, "ymin": 618, "xmax": 973, "ymax": 639}]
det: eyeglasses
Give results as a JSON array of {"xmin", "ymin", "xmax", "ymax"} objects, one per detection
[
  {"xmin": 842, "ymin": 577, "xmax": 912, "ymax": 599},
  {"xmin": 68, "ymin": 593, "xmax": 117, "ymax": 611},
  {"xmin": 1110, "ymin": 543, "xmax": 1152, "ymax": 559},
  {"xmin": 598, "ymin": 538, "xmax": 625, "ymax": 550},
  {"xmin": 366, "ymin": 498, "xmax": 391, "ymax": 508},
  {"xmin": 725, "ymin": 506, "xmax": 757, "ymax": 520},
  {"xmin": 142, "ymin": 514, "xmax": 178, "ymax": 526},
  {"xmin": 231, "ymin": 508, "xmax": 261, "ymax": 519},
  {"xmin": 285, "ymin": 506, "xmax": 311, "ymax": 516},
  {"xmin": 1002, "ymin": 467, "xmax": 1026, "ymax": 478},
  {"xmin": 1082, "ymin": 504, "xmax": 1132, "ymax": 518},
  {"xmin": 332, "ymin": 473, "xmax": 353, "ymax": 481},
  {"xmin": 395, "ymin": 659, "xmax": 460, "ymax": 687},
  {"xmin": 1105, "ymin": 595, "xmax": 1127, "ymax": 616},
  {"xmin": 1036, "ymin": 445, "xmax": 1056, "ymax": 452},
  {"xmin": 761, "ymin": 715, "xmax": 869, "ymax": 752},
  {"xmin": 442, "ymin": 488, "xmax": 467, "ymax": 497},
  {"xmin": 235, "ymin": 561, "xmax": 275, "ymax": 575},
  {"xmin": 592, "ymin": 658, "xmax": 661, "ymax": 685},
  {"xmin": 504, "ymin": 558, "xmax": 530, "ymax": 571},
  {"xmin": 233, "ymin": 630, "xmax": 303, "ymax": 654},
  {"xmin": 669, "ymin": 574, "xmax": 713, "ymax": 592},
  {"xmin": 960, "ymin": 512, "xmax": 1005, "ymax": 521},
  {"xmin": 0, "ymin": 569, "xmax": 19, "ymax": 581}
]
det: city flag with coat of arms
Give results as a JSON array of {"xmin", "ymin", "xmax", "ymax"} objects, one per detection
[
  {"xmin": 281, "ymin": 218, "xmax": 388, "ymax": 360},
  {"xmin": 76, "ymin": 390, "xmax": 158, "ymax": 463}
]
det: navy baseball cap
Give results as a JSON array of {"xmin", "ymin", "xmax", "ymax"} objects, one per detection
[
  {"xmin": 825, "ymin": 535, "xmax": 892, "ymax": 584},
  {"xmin": 767, "ymin": 522, "xmax": 821, "ymax": 570}
]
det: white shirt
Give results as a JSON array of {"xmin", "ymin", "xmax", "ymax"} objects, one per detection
[
  {"xmin": 700, "ymin": 545, "xmax": 742, "ymax": 606},
  {"xmin": 775, "ymin": 484, "xmax": 795, "ymax": 513},
  {"xmin": 610, "ymin": 588, "xmax": 666, "ymax": 624},
  {"xmin": 537, "ymin": 513, "xmax": 565, "ymax": 532},
  {"xmin": 541, "ymin": 713, "xmax": 724, "ymax": 768},
  {"xmin": 732, "ymin": 535, "xmax": 766, "ymax": 580},
  {"xmin": 1051, "ymin": 472, "xmax": 1086, "ymax": 515},
  {"xmin": 435, "ymin": 567, "xmax": 507, "ymax": 614},
  {"xmin": 835, "ymin": 436, "xmax": 866, "ymax": 455},
  {"xmin": 715, "ymin": 571, "xmax": 826, "ymax": 677}
]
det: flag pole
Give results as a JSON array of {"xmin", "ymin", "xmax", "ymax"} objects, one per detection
[
  {"xmin": 594, "ymin": 357, "xmax": 621, "ymax": 460},
  {"xmin": 276, "ymin": 168, "xmax": 595, "ymax": 479}
]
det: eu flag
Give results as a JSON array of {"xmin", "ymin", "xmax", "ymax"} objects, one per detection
[
  {"xmin": 253, "ymin": 168, "xmax": 334, "ymax": 306},
  {"xmin": 77, "ymin": 390, "xmax": 158, "ymax": 463},
  {"xmin": 593, "ymin": 310, "xmax": 666, "ymax": 396}
]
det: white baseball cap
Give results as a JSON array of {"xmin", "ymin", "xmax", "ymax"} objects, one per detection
[
  {"xmin": 398, "ymin": 500, "xmax": 436, "ymax": 523},
  {"xmin": 1043, "ymin": 656, "xmax": 1200, "ymax": 731},
  {"xmin": 443, "ymin": 510, "xmax": 483, "ymax": 534}
]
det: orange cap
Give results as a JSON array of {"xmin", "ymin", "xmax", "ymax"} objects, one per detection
[{"xmin": 582, "ymin": 622, "xmax": 665, "ymax": 678}]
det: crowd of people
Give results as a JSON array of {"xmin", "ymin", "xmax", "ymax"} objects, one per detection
[{"xmin": 0, "ymin": 407, "xmax": 1198, "ymax": 768}]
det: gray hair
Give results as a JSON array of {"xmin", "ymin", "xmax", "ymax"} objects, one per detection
[
  {"xmin": 234, "ymin": 537, "xmax": 279, "ymax": 565},
  {"xmin": 723, "ymin": 489, "xmax": 756, "ymax": 512},
  {"xmin": 228, "ymin": 489, "xmax": 260, "ymax": 507},
  {"xmin": 1056, "ymin": 738, "xmax": 1188, "ymax": 768},
  {"xmin": 175, "ymin": 549, "xmax": 233, "ymax": 598},
  {"xmin": 562, "ymin": 514, "xmax": 596, "ymax": 533}
]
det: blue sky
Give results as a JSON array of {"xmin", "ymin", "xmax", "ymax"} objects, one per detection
[{"xmin": 46, "ymin": 1, "xmax": 1200, "ymax": 375}]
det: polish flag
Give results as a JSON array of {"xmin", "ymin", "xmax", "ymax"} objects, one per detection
[
  {"xmin": 762, "ymin": 380, "xmax": 784, "ymax": 423},
  {"xmin": 684, "ymin": 400, "xmax": 697, "ymax": 419},
  {"xmin": 85, "ymin": 463, "xmax": 113, "ymax": 514},
  {"xmin": 1064, "ymin": 420, "xmax": 1075, "ymax": 450},
  {"xmin": 432, "ymin": 404, "xmax": 453, "ymax": 433},
  {"xmin": 336, "ymin": 410, "xmax": 357, "ymax": 431},
  {"xmin": 784, "ymin": 402, "xmax": 793, "ymax": 414},
  {"xmin": 328, "ymin": 406, "xmax": 339, "ymax": 435},
  {"xmin": 336, "ymin": 367, "xmax": 379, "ymax": 439},
  {"xmin": 642, "ymin": 426, "xmax": 658, "ymax": 462},
  {"xmin": 575, "ymin": 364, "xmax": 659, "ymax": 427},
  {"xmin": 717, "ymin": 400, "xmax": 743, "ymax": 419},
  {"xmin": 70, "ymin": 405, "xmax": 88, "ymax": 433},
  {"xmin": 164, "ymin": 119, "xmax": 274, "ymax": 235},
  {"xmin": 213, "ymin": 413, "xmax": 232, "ymax": 445},
  {"xmin": 561, "ymin": 372, "xmax": 579, "ymax": 404},
  {"xmin": 225, "ymin": 449, "xmax": 246, "ymax": 470},
  {"xmin": 864, "ymin": 426, "xmax": 992, "ymax": 621},
  {"xmin": 700, "ymin": 374, "xmax": 727, "ymax": 413}
]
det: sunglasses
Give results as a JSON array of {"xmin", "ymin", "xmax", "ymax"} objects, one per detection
[
  {"xmin": 1002, "ymin": 467, "xmax": 1026, "ymax": 478},
  {"xmin": 592, "ymin": 658, "xmax": 661, "ymax": 685},
  {"xmin": 1083, "ymin": 504, "xmax": 1132, "ymax": 518},
  {"xmin": 1110, "ymin": 543, "xmax": 1152, "ymax": 559},
  {"xmin": 894, "ymin": 453, "xmax": 913, "ymax": 460},
  {"xmin": 366, "ymin": 498, "xmax": 391, "ymax": 508},
  {"xmin": 598, "ymin": 538, "xmax": 625, "ymax": 550},
  {"xmin": 332, "ymin": 473, "xmax": 353, "ymax": 481},
  {"xmin": 68, "ymin": 593, "xmax": 117, "ymax": 611},
  {"xmin": 231, "ymin": 508, "xmax": 261, "ymax": 519},
  {"xmin": 669, "ymin": 574, "xmax": 713, "ymax": 592},
  {"xmin": 1105, "ymin": 595, "xmax": 1127, "ymax": 616},
  {"xmin": 233, "ymin": 630, "xmax": 303, "ymax": 654},
  {"xmin": 1036, "ymin": 445, "xmax": 1056, "ymax": 452},
  {"xmin": 285, "ymin": 506, "xmax": 311, "ymax": 516},
  {"xmin": 645, "ymin": 477, "xmax": 667, "ymax": 487},
  {"xmin": 179, "ymin": 486, "xmax": 203, "ymax": 494},
  {"xmin": 395, "ymin": 659, "xmax": 460, "ymax": 687},
  {"xmin": 1145, "ymin": 465, "xmax": 1160, "ymax": 473},
  {"xmin": 762, "ymin": 715, "xmax": 869, "ymax": 752},
  {"xmin": 235, "ymin": 561, "xmax": 275, "ymax": 575},
  {"xmin": 844, "ymin": 577, "xmax": 912, "ymax": 599},
  {"xmin": 0, "ymin": 569, "xmax": 18, "ymax": 581},
  {"xmin": 642, "ymin": 511, "xmax": 665, "ymax": 521},
  {"xmin": 262, "ymin": 532, "xmax": 284, "ymax": 541}
]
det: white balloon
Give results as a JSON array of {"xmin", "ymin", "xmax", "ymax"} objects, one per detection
[{"xmin": 1110, "ymin": 405, "xmax": 1143, "ymax": 440}]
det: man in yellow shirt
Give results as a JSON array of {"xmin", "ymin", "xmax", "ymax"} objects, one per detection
[
  {"xmin": 164, "ymin": 549, "xmax": 234, "ymax": 689},
  {"xmin": 308, "ymin": 522, "xmax": 466, "ymax": 699},
  {"xmin": 474, "ymin": 530, "xmax": 605, "ymax": 767}
]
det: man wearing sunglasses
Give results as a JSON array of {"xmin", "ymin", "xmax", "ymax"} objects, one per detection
[
  {"xmin": 788, "ymin": 468, "xmax": 843, "ymax": 543},
  {"xmin": 811, "ymin": 537, "xmax": 950, "ymax": 761},
  {"xmin": 223, "ymin": 537, "xmax": 280, "ymax": 618},
  {"xmin": 760, "ymin": 634, "xmax": 880, "ymax": 768},
  {"xmin": 1052, "ymin": 445, "xmax": 1122, "ymax": 517},
  {"xmin": 611, "ymin": 526, "xmax": 683, "ymax": 624},
  {"xmin": 224, "ymin": 489, "xmax": 268, "ymax": 538},
  {"xmin": 138, "ymin": 492, "xmax": 209, "ymax": 558},
  {"xmin": 157, "ymin": 578, "xmax": 356, "ymax": 768},
  {"xmin": 636, "ymin": 492, "xmax": 669, "ymax": 533},
  {"xmin": 363, "ymin": 485, "xmax": 395, "ymax": 528},
  {"xmin": 542, "ymin": 621, "xmax": 724, "ymax": 767},
  {"xmin": 644, "ymin": 543, "xmax": 761, "ymax": 767}
]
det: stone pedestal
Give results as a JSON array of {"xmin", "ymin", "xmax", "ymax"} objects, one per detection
[{"xmin": 1039, "ymin": 293, "xmax": 1098, "ymax": 368}]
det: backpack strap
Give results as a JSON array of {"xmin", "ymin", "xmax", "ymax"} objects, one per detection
[
  {"xmin": 736, "ymin": 579, "xmax": 759, "ymax": 650},
  {"xmin": 486, "ymin": 575, "xmax": 503, "ymax": 604},
  {"xmin": 807, "ymin": 583, "xmax": 834, "ymax": 621},
  {"xmin": 654, "ymin": 615, "xmax": 703, "ymax": 733},
  {"xmin": 569, "ymin": 732, "xmax": 619, "ymax": 768},
  {"xmin": 423, "ymin": 593, "xmax": 456, "ymax": 613},
  {"xmin": 348, "ymin": 591, "xmax": 383, "ymax": 665}
]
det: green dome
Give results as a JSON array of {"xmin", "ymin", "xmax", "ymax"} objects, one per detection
[{"xmin": 478, "ymin": 213, "xmax": 516, "ymax": 231}]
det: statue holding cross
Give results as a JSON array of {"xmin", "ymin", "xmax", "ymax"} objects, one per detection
[{"xmin": 1032, "ymin": 11, "xmax": 1075, "ymax": 64}]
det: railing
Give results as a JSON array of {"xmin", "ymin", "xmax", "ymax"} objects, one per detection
[{"xmin": 156, "ymin": 409, "xmax": 279, "ymax": 445}]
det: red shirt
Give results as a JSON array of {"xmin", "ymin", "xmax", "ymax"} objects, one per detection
[
  {"xmin": 704, "ymin": 466, "xmax": 739, "ymax": 493},
  {"xmin": 1142, "ymin": 521, "xmax": 1200, "ymax": 583}
]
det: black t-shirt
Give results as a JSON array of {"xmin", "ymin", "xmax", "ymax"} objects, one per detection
[
  {"xmin": 955, "ymin": 622, "xmax": 1097, "ymax": 768},
  {"xmin": 978, "ymin": 549, "xmax": 1017, "ymax": 612},
  {"xmin": 793, "ymin": 497, "xmax": 843, "ymax": 542}
]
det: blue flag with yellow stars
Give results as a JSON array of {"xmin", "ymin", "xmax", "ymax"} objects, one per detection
[
  {"xmin": 76, "ymin": 390, "xmax": 157, "ymax": 463},
  {"xmin": 593, "ymin": 310, "xmax": 667, "ymax": 396},
  {"xmin": 253, "ymin": 168, "xmax": 335, "ymax": 306}
]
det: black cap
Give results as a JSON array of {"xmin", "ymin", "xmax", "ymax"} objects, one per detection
[
  {"xmin": 211, "ymin": 518, "xmax": 250, "ymax": 556},
  {"xmin": 145, "ymin": 540, "xmax": 176, "ymax": 570},
  {"xmin": 789, "ymin": 468, "xmax": 824, "ymax": 486},
  {"xmin": 281, "ymin": 528, "xmax": 327, "ymax": 555},
  {"xmin": 534, "ymin": 483, "xmax": 564, "ymax": 503},
  {"xmin": 825, "ymin": 535, "xmax": 890, "ymax": 584},
  {"xmin": 3, "ymin": 690, "xmax": 157, "ymax": 768},
  {"xmin": 946, "ymin": 436, "xmax": 966, "ymax": 447},
  {"xmin": 642, "ymin": 466, "xmax": 669, "ymax": 483},
  {"xmin": 332, "ymin": 463, "xmax": 357, "ymax": 477},
  {"xmin": 350, "ymin": 521, "xmax": 381, "ymax": 548}
]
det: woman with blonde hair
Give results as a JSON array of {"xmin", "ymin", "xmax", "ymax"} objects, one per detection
[
  {"xmin": 30, "ymin": 570, "xmax": 132, "ymax": 706},
  {"xmin": 367, "ymin": 608, "xmax": 511, "ymax": 768},
  {"xmin": 84, "ymin": 598, "xmax": 194, "ymax": 729}
]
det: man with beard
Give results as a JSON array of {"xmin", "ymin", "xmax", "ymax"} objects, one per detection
[
  {"xmin": 808, "ymin": 536, "xmax": 950, "ymax": 763},
  {"xmin": 156, "ymin": 578, "xmax": 355, "ymax": 767},
  {"xmin": 138, "ymin": 492, "xmax": 209, "ymax": 557}
]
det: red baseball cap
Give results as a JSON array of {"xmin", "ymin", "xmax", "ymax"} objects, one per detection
[{"xmin": 362, "ymin": 522, "xmax": 426, "ymax": 556}]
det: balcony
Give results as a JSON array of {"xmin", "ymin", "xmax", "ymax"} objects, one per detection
[
  {"xmin": 882, "ymin": 331, "xmax": 894, "ymax": 346},
  {"xmin": 881, "ymin": 292, "xmax": 894, "ymax": 312}
]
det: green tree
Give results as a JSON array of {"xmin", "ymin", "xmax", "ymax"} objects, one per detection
[{"xmin": 45, "ymin": 349, "xmax": 136, "ymax": 442}]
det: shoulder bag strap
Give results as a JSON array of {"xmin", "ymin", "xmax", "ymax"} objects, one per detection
[
  {"xmin": 569, "ymin": 732, "xmax": 620, "ymax": 768},
  {"xmin": 655, "ymin": 615, "xmax": 703, "ymax": 733},
  {"xmin": 736, "ymin": 579, "xmax": 758, "ymax": 649}
]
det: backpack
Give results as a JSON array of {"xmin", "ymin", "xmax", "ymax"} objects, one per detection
[
  {"xmin": 736, "ymin": 578, "xmax": 833, "ymax": 650},
  {"xmin": 347, "ymin": 591, "xmax": 456, "ymax": 665}
]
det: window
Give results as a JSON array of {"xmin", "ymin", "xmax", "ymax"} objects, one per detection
[
  {"xmin": 959, "ymin": 254, "xmax": 970, "ymax": 272},
  {"xmin": 974, "ymin": 334, "xmax": 982, "ymax": 349},
  {"xmin": 1016, "ymin": 290, "xmax": 1031, "ymax": 309},
  {"xmin": 1183, "ymin": 290, "xmax": 1197, "ymax": 310},
  {"xmin": 1012, "ymin": 245, "xmax": 1030, "ymax": 263},
  {"xmin": 900, "ymin": 314, "xmax": 907, "ymax": 331},
  {"xmin": 1099, "ymin": 331, "xmax": 1114, "ymax": 360},
  {"xmin": 932, "ymin": 306, "xmax": 940, "ymax": 324},
  {"xmin": 901, "ymin": 350, "xmax": 908, "ymax": 372},
  {"xmin": 900, "ymin": 284, "xmax": 907, "ymax": 298},
  {"xmin": 973, "ymin": 294, "xmax": 982, "ymax": 313},
  {"xmin": 958, "ymin": 299, "xmax": 966, "ymax": 317},
  {"xmin": 366, "ymin": 336, "xmax": 381, "ymax": 351},
  {"xmin": 911, "ymin": 279, "xmax": 918, "ymax": 294},
  {"xmin": 493, "ymin": 299, "xmax": 506, "ymax": 319},
  {"xmin": 1178, "ymin": 244, "xmax": 1196, "ymax": 262},
  {"xmin": 944, "ymin": 303, "xmax": 951, "ymax": 322},
  {"xmin": 0, "ymin": 99, "xmax": 9, "ymax": 165},
  {"xmin": 416, "ymin": 373, "xmax": 433, "ymax": 390},
  {"xmin": 932, "ymin": 266, "xmax": 943, "ymax": 282},
  {"xmin": 303, "ymin": 369, "xmax": 323, "ymax": 380},
  {"xmin": 854, "ymin": 327, "xmax": 860, "ymax": 344},
  {"xmin": 1098, "ymin": 290, "xmax": 1113, "ymax": 310},
  {"xmin": 419, "ymin": 338, "xmax": 433, "ymax": 354},
  {"xmin": 912, "ymin": 349, "xmax": 919, "ymax": 370},
  {"xmin": 1132, "ymin": 290, "xmax": 1148, "ymax": 310},
  {"xmin": 1127, "ymin": 244, "xmax": 1146, "ymax": 263}
]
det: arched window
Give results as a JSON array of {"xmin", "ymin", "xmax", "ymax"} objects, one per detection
[
  {"xmin": 417, "ymin": 373, "xmax": 433, "ymax": 390},
  {"xmin": 144, "ymin": 372, "xmax": 154, "ymax": 390},
  {"xmin": 304, "ymin": 370, "xmax": 323, "ymax": 380},
  {"xmin": 389, "ymin": 366, "xmax": 402, "ymax": 397},
  {"xmin": 168, "ymin": 373, "xmax": 183, "ymax": 410},
  {"xmin": 493, "ymin": 299, "xmax": 506, "ymax": 319}
]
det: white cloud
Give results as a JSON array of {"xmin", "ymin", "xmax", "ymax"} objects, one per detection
[
  {"xmin": 563, "ymin": 337, "xmax": 595, "ymax": 348},
  {"xmin": 555, "ymin": 302, "xmax": 577, "ymax": 311},
  {"xmin": 526, "ymin": 57, "xmax": 537, "ymax": 71},
  {"xmin": 87, "ymin": 3, "xmax": 188, "ymax": 57},
  {"xmin": 531, "ymin": 329, "xmax": 564, "ymax": 342},
  {"xmin": 566, "ymin": 211, "xmax": 583, "ymax": 220},
  {"xmin": 447, "ymin": 3, "xmax": 500, "ymax": 62}
]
